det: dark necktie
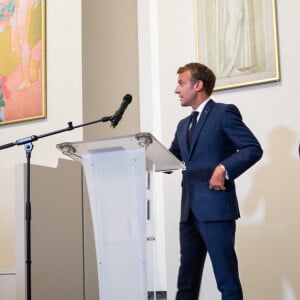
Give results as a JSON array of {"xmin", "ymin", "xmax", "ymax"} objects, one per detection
[{"xmin": 188, "ymin": 111, "xmax": 199, "ymax": 148}]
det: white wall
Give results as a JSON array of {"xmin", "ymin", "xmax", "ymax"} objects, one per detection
[
  {"xmin": 0, "ymin": 0, "xmax": 83, "ymax": 298},
  {"xmin": 138, "ymin": 0, "xmax": 300, "ymax": 299},
  {"xmin": 0, "ymin": 273, "xmax": 15, "ymax": 300}
]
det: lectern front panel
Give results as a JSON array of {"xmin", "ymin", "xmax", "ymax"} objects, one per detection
[{"xmin": 82, "ymin": 148, "xmax": 147, "ymax": 300}]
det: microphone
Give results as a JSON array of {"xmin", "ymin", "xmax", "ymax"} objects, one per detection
[{"xmin": 110, "ymin": 94, "xmax": 132, "ymax": 128}]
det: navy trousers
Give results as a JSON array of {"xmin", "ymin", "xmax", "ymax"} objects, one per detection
[{"xmin": 175, "ymin": 214, "xmax": 243, "ymax": 300}]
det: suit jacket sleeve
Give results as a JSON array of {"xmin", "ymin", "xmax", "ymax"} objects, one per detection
[{"xmin": 220, "ymin": 104, "xmax": 263, "ymax": 180}]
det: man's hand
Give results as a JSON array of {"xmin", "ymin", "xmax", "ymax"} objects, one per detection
[{"xmin": 209, "ymin": 164, "xmax": 226, "ymax": 190}]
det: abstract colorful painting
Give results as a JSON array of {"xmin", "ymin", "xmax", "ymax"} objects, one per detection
[{"xmin": 0, "ymin": 0, "xmax": 45, "ymax": 125}]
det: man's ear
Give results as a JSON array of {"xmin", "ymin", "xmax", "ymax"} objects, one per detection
[{"xmin": 194, "ymin": 80, "xmax": 204, "ymax": 92}]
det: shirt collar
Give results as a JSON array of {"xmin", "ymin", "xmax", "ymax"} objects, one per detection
[{"xmin": 193, "ymin": 98, "xmax": 210, "ymax": 115}]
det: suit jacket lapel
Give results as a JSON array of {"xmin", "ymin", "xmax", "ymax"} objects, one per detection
[
  {"xmin": 181, "ymin": 116, "xmax": 191, "ymax": 159},
  {"xmin": 189, "ymin": 100, "xmax": 214, "ymax": 157}
]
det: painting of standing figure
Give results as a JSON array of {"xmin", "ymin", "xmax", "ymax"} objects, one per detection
[
  {"xmin": 196, "ymin": 0, "xmax": 280, "ymax": 91},
  {"xmin": 0, "ymin": 0, "xmax": 45, "ymax": 125}
]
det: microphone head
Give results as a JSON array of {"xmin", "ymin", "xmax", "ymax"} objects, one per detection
[{"xmin": 123, "ymin": 94, "xmax": 132, "ymax": 104}]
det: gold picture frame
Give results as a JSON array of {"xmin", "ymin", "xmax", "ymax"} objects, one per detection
[
  {"xmin": 0, "ymin": 0, "xmax": 46, "ymax": 125},
  {"xmin": 195, "ymin": 0, "xmax": 280, "ymax": 91}
]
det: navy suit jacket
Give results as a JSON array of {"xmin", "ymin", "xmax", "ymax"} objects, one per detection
[{"xmin": 170, "ymin": 100, "xmax": 263, "ymax": 222}]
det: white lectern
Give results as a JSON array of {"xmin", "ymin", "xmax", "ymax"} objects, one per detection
[{"xmin": 57, "ymin": 133, "xmax": 184, "ymax": 300}]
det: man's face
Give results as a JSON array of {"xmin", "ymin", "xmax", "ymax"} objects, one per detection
[{"xmin": 175, "ymin": 70, "xmax": 198, "ymax": 108}]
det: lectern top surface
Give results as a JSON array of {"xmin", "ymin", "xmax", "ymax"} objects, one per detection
[{"xmin": 57, "ymin": 132, "xmax": 185, "ymax": 172}]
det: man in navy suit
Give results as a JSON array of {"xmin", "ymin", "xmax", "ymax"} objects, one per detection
[{"xmin": 169, "ymin": 63, "xmax": 263, "ymax": 300}]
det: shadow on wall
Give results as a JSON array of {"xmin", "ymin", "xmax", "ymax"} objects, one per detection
[{"xmin": 238, "ymin": 126, "xmax": 300, "ymax": 299}]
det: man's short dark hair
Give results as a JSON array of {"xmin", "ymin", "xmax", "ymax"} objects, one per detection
[{"xmin": 177, "ymin": 63, "xmax": 216, "ymax": 96}]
